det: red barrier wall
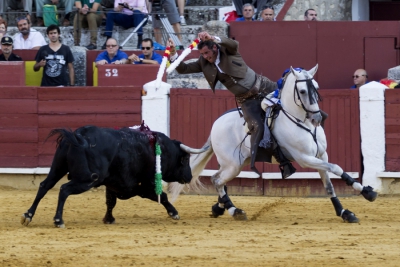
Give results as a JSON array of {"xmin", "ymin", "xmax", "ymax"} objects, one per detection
[
  {"xmin": 0, "ymin": 62, "xmax": 25, "ymax": 86},
  {"xmin": 86, "ymin": 50, "xmax": 200, "ymax": 86},
  {"xmin": 230, "ymin": 21, "xmax": 400, "ymax": 89},
  {"xmin": 385, "ymin": 89, "xmax": 400, "ymax": 171},
  {"xmin": 0, "ymin": 86, "xmax": 142, "ymax": 167},
  {"xmin": 97, "ymin": 65, "xmax": 166, "ymax": 86}
]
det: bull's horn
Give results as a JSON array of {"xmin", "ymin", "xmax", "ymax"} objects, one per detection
[{"xmin": 180, "ymin": 144, "xmax": 209, "ymax": 154}]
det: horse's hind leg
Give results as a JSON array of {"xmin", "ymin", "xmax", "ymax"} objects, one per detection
[
  {"xmin": 318, "ymin": 169, "xmax": 359, "ymax": 223},
  {"xmin": 210, "ymin": 167, "xmax": 247, "ymax": 221}
]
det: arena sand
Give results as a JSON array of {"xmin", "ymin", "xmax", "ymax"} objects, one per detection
[{"xmin": 0, "ymin": 186, "xmax": 399, "ymax": 267}]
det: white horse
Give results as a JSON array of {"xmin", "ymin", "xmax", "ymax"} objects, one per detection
[{"xmin": 169, "ymin": 65, "xmax": 378, "ymax": 223}]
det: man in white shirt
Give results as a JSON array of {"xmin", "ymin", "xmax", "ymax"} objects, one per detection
[{"xmin": 13, "ymin": 17, "xmax": 47, "ymax": 49}]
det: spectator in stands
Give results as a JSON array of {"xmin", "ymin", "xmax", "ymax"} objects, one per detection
[
  {"xmin": 304, "ymin": 8, "xmax": 317, "ymax": 21},
  {"xmin": 34, "ymin": 24, "xmax": 75, "ymax": 86},
  {"xmin": 95, "ymin": 37, "xmax": 128, "ymax": 65},
  {"xmin": 127, "ymin": 38, "xmax": 162, "ymax": 64},
  {"xmin": 102, "ymin": 0, "xmax": 148, "ymax": 50},
  {"xmin": 36, "ymin": 0, "xmax": 75, "ymax": 26},
  {"xmin": 152, "ymin": 0, "xmax": 182, "ymax": 45},
  {"xmin": 351, "ymin": 69, "xmax": 369, "ymax": 89},
  {"xmin": 176, "ymin": 0, "xmax": 186, "ymax": 26},
  {"xmin": 0, "ymin": 37, "xmax": 22, "ymax": 61},
  {"xmin": 6, "ymin": 0, "xmax": 34, "ymax": 23},
  {"xmin": 73, "ymin": 0, "xmax": 103, "ymax": 50},
  {"xmin": 233, "ymin": 0, "xmax": 267, "ymax": 18},
  {"xmin": 0, "ymin": 18, "xmax": 7, "ymax": 41},
  {"xmin": 235, "ymin": 3, "xmax": 255, "ymax": 21},
  {"xmin": 13, "ymin": 16, "xmax": 47, "ymax": 49},
  {"xmin": 260, "ymin": 5, "xmax": 275, "ymax": 21}
]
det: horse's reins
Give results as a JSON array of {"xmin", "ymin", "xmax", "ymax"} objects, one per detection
[{"xmin": 278, "ymin": 77, "xmax": 322, "ymax": 157}]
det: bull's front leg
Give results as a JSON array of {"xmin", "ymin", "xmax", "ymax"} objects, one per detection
[
  {"xmin": 103, "ymin": 188, "xmax": 117, "ymax": 224},
  {"xmin": 143, "ymin": 191, "xmax": 180, "ymax": 220}
]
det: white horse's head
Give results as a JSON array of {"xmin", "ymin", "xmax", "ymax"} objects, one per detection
[{"xmin": 281, "ymin": 64, "xmax": 322, "ymax": 127}]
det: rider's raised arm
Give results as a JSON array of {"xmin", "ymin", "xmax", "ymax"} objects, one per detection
[{"xmin": 218, "ymin": 37, "xmax": 239, "ymax": 55}]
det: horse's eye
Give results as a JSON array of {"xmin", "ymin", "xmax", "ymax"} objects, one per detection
[{"xmin": 300, "ymin": 89, "xmax": 307, "ymax": 94}]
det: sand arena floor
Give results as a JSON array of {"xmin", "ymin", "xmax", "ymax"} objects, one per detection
[{"xmin": 0, "ymin": 186, "xmax": 399, "ymax": 267}]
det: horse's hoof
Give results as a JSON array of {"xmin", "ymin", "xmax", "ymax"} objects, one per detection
[
  {"xmin": 341, "ymin": 209, "xmax": 359, "ymax": 223},
  {"xmin": 168, "ymin": 212, "xmax": 180, "ymax": 220},
  {"xmin": 211, "ymin": 203, "xmax": 225, "ymax": 218},
  {"xmin": 361, "ymin": 186, "xmax": 378, "ymax": 202},
  {"xmin": 54, "ymin": 218, "xmax": 65, "ymax": 228},
  {"xmin": 232, "ymin": 208, "xmax": 248, "ymax": 221},
  {"xmin": 21, "ymin": 213, "xmax": 32, "ymax": 226}
]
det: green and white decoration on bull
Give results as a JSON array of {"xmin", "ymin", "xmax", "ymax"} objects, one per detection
[{"xmin": 155, "ymin": 142, "xmax": 163, "ymax": 204}]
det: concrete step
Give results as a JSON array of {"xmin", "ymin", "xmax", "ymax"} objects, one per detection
[
  {"xmin": 187, "ymin": 0, "xmax": 233, "ymax": 7},
  {"xmin": 184, "ymin": 6, "xmax": 221, "ymax": 25}
]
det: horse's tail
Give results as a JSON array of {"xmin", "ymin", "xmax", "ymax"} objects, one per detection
[{"xmin": 168, "ymin": 135, "xmax": 214, "ymax": 203}]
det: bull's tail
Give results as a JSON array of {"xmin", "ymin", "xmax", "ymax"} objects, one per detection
[
  {"xmin": 168, "ymin": 135, "xmax": 214, "ymax": 203},
  {"xmin": 46, "ymin": 128, "xmax": 88, "ymax": 148}
]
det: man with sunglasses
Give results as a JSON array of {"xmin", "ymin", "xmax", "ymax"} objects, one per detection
[
  {"xmin": 260, "ymin": 5, "xmax": 275, "ymax": 21},
  {"xmin": 95, "ymin": 37, "xmax": 128, "ymax": 65},
  {"xmin": 13, "ymin": 17, "xmax": 46, "ymax": 49},
  {"xmin": 351, "ymin": 69, "xmax": 369, "ymax": 89},
  {"xmin": 127, "ymin": 38, "xmax": 162, "ymax": 64}
]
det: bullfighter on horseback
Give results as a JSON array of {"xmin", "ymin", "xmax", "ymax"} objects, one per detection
[{"xmin": 169, "ymin": 32, "xmax": 301, "ymax": 177}]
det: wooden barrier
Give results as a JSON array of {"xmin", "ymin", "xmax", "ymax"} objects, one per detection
[
  {"xmin": 385, "ymin": 89, "xmax": 400, "ymax": 171},
  {"xmin": 0, "ymin": 62, "xmax": 25, "ymax": 86},
  {"xmin": 0, "ymin": 86, "xmax": 142, "ymax": 167},
  {"xmin": 95, "ymin": 64, "xmax": 166, "ymax": 87}
]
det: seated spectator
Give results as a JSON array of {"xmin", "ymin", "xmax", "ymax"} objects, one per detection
[
  {"xmin": 127, "ymin": 38, "xmax": 162, "ymax": 64},
  {"xmin": 351, "ymin": 69, "xmax": 369, "ymax": 89},
  {"xmin": 233, "ymin": 0, "xmax": 267, "ymax": 17},
  {"xmin": 34, "ymin": 25, "xmax": 75, "ymax": 86},
  {"xmin": 95, "ymin": 38, "xmax": 128, "ymax": 65},
  {"xmin": 0, "ymin": 17, "xmax": 7, "ymax": 41},
  {"xmin": 36, "ymin": 0, "xmax": 74, "ymax": 26},
  {"xmin": 73, "ymin": 0, "xmax": 103, "ymax": 50},
  {"xmin": 102, "ymin": 0, "xmax": 148, "ymax": 50},
  {"xmin": 13, "ymin": 16, "xmax": 47, "ymax": 49},
  {"xmin": 6, "ymin": 0, "xmax": 34, "ymax": 22},
  {"xmin": 260, "ymin": 5, "xmax": 275, "ymax": 21},
  {"xmin": 152, "ymin": 0, "xmax": 182, "ymax": 45},
  {"xmin": 235, "ymin": 3, "xmax": 255, "ymax": 21},
  {"xmin": 0, "ymin": 37, "xmax": 22, "ymax": 61},
  {"xmin": 304, "ymin": 8, "xmax": 317, "ymax": 21}
]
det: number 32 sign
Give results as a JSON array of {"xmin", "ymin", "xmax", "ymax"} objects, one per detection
[{"xmin": 105, "ymin": 69, "xmax": 118, "ymax": 77}]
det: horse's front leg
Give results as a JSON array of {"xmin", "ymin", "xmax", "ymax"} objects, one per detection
[
  {"xmin": 295, "ymin": 152, "xmax": 377, "ymax": 202},
  {"xmin": 318, "ymin": 166, "xmax": 359, "ymax": 223},
  {"xmin": 210, "ymin": 170, "xmax": 247, "ymax": 221}
]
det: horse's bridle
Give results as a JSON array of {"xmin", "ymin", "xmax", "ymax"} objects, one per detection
[{"xmin": 294, "ymin": 78, "xmax": 321, "ymax": 116}]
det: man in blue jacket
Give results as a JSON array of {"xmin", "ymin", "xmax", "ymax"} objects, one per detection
[{"xmin": 95, "ymin": 38, "xmax": 128, "ymax": 65}]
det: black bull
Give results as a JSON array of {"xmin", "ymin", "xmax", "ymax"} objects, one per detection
[{"xmin": 21, "ymin": 126, "xmax": 207, "ymax": 228}]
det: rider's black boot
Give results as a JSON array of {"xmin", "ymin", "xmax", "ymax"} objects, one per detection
[
  {"xmin": 250, "ymin": 128, "xmax": 264, "ymax": 175},
  {"xmin": 275, "ymin": 146, "xmax": 296, "ymax": 179},
  {"xmin": 320, "ymin": 110, "xmax": 328, "ymax": 129}
]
